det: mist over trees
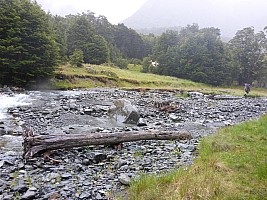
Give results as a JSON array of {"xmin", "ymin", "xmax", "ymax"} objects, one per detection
[
  {"xmin": 123, "ymin": 0, "xmax": 267, "ymax": 38},
  {"xmin": 0, "ymin": 0, "xmax": 266, "ymax": 87}
]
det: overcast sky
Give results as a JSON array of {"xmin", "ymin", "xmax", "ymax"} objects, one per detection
[{"xmin": 36, "ymin": 0, "xmax": 147, "ymax": 24}]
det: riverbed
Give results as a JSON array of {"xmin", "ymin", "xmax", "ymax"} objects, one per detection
[{"xmin": 0, "ymin": 88, "xmax": 266, "ymax": 199}]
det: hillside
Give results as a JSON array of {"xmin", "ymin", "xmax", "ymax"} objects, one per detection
[
  {"xmin": 54, "ymin": 64, "xmax": 204, "ymax": 90},
  {"xmin": 123, "ymin": 0, "xmax": 267, "ymax": 37},
  {"xmin": 52, "ymin": 64, "xmax": 267, "ymax": 97}
]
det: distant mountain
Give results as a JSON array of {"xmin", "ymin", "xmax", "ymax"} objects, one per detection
[{"xmin": 123, "ymin": 0, "xmax": 267, "ymax": 37}]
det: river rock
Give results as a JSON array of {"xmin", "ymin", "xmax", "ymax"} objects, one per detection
[
  {"xmin": 3, "ymin": 194, "xmax": 13, "ymax": 200},
  {"xmin": 137, "ymin": 118, "xmax": 147, "ymax": 126},
  {"xmin": 91, "ymin": 152, "xmax": 107, "ymax": 164},
  {"xmin": 109, "ymin": 99, "xmax": 140, "ymax": 124},
  {"xmin": 118, "ymin": 174, "xmax": 131, "ymax": 185},
  {"xmin": 61, "ymin": 173, "xmax": 72, "ymax": 180},
  {"xmin": 0, "ymin": 126, "xmax": 6, "ymax": 135},
  {"xmin": 11, "ymin": 184, "xmax": 28, "ymax": 193},
  {"xmin": 79, "ymin": 191, "xmax": 91, "ymax": 199},
  {"xmin": 1, "ymin": 88, "xmax": 267, "ymax": 200},
  {"xmin": 188, "ymin": 92, "xmax": 204, "ymax": 98},
  {"xmin": 169, "ymin": 113, "xmax": 182, "ymax": 122},
  {"xmin": 21, "ymin": 188, "xmax": 37, "ymax": 200}
]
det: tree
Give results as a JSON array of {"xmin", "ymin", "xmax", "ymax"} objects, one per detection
[
  {"xmin": 69, "ymin": 49, "xmax": 84, "ymax": 67},
  {"xmin": 229, "ymin": 27, "xmax": 267, "ymax": 85},
  {"xmin": 152, "ymin": 30, "xmax": 180, "ymax": 75},
  {"xmin": 66, "ymin": 14, "xmax": 111, "ymax": 65},
  {"xmin": 179, "ymin": 27, "xmax": 232, "ymax": 86},
  {"xmin": 0, "ymin": 0, "xmax": 58, "ymax": 87},
  {"xmin": 141, "ymin": 33, "xmax": 157, "ymax": 57},
  {"xmin": 48, "ymin": 15, "xmax": 68, "ymax": 63},
  {"xmin": 152, "ymin": 25, "xmax": 232, "ymax": 86},
  {"xmin": 86, "ymin": 35, "xmax": 110, "ymax": 65},
  {"xmin": 114, "ymin": 24, "xmax": 146, "ymax": 59},
  {"xmin": 94, "ymin": 15, "xmax": 115, "ymax": 44},
  {"xmin": 153, "ymin": 30, "xmax": 180, "ymax": 56},
  {"xmin": 114, "ymin": 58, "xmax": 128, "ymax": 69},
  {"xmin": 66, "ymin": 15, "xmax": 95, "ymax": 63}
]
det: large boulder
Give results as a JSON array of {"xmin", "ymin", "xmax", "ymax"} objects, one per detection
[{"xmin": 109, "ymin": 99, "xmax": 140, "ymax": 124}]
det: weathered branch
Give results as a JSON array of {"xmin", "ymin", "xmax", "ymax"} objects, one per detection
[{"xmin": 23, "ymin": 129, "xmax": 192, "ymax": 159}]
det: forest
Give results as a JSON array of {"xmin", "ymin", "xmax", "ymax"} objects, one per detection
[{"xmin": 0, "ymin": 0, "xmax": 267, "ymax": 87}]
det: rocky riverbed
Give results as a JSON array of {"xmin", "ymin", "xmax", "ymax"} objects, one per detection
[{"xmin": 0, "ymin": 88, "xmax": 267, "ymax": 200}]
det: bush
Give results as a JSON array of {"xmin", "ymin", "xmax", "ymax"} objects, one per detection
[
  {"xmin": 69, "ymin": 49, "xmax": 84, "ymax": 67},
  {"xmin": 114, "ymin": 58, "xmax": 128, "ymax": 69},
  {"xmin": 191, "ymin": 71, "xmax": 208, "ymax": 83}
]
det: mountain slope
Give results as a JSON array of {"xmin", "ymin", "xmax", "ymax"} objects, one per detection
[{"xmin": 123, "ymin": 0, "xmax": 267, "ymax": 37}]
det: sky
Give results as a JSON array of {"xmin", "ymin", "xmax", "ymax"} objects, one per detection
[{"xmin": 36, "ymin": 0, "xmax": 148, "ymax": 24}]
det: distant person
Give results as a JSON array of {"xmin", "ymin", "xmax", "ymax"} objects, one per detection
[{"xmin": 244, "ymin": 83, "xmax": 250, "ymax": 98}]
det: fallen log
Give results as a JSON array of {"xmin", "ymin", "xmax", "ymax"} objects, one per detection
[{"xmin": 23, "ymin": 128, "xmax": 192, "ymax": 159}]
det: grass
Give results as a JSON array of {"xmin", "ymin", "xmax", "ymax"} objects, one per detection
[
  {"xmin": 54, "ymin": 64, "xmax": 207, "ymax": 90},
  {"xmin": 127, "ymin": 114, "xmax": 267, "ymax": 200},
  {"xmin": 53, "ymin": 64, "xmax": 267, "ymax": 97},
  {"xmin": 53, "ymin": 63, "xmax": 267, "ymax": 199}
]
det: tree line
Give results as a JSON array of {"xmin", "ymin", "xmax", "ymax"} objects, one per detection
[
  {"xmin": 0, "ymin": 0, "xmax": 266, "ymax": 87},
  {"xmin": 144, "ymin": 24, "xmax": 267, "ymax": 86}
]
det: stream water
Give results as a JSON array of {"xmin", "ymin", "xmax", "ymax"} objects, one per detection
[
  {"xmin": 1, "ymin": 89, "xmax": 267, "ymax": 199},
  {"xmin": 0, "ymin": 90, "xmax": 129, "ymax": 153},
  {"xmin": 0, "ymin": 93, "xmax": 32, "ymax": 120},
  {"xmin": 0, "ymin": 92, "xmax": 35, "ymax": 151},
  {"xmin": 0, "ymin": 90, "xmax": 96, "ymax": 120}
]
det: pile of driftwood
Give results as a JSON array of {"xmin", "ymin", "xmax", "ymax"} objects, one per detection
[{"xmin": 23, "ymin": 127, "xmax": 192, "ymax": 159}]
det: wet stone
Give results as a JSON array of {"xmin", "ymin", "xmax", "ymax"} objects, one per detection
[
  {"xmin": 1, "ymin": 89, "xmax": 267, "ymax": 199},
  {"xmin": 11, "ymin": 184, "xmax": 28, "ymax": 193},
  {"xmin": 79, "ymin": 192, "xmax": 91, "ymax": 199},
  {"xmin": 3, "ymin": 194, "xmax": 13, "ymax": 200},
  {"xmin": 118, "ymin": 174, "xmax": 131, "ymax": 185},
  {"xmin": 21, "ymin": 189, "xmax": 36, "ymax": 200},
  {"xmin": 61, "ymin": 173, "xmax": 72, "ymax": 180}
]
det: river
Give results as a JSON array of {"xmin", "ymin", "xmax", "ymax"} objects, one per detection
[
  {"xmin": 0, "ymin": 89, "xmax": 129, "ymax": 153},
  {"xmin": 1, "ymin": 88, "xmax": 267, "ymax": 199},
  {"xmin": 0, "ymin": 90, "xmax": 78, "ymax": 152},
  {"xmin": 0, "ymin": 93, "xmax": 32, "ymax": 120}
]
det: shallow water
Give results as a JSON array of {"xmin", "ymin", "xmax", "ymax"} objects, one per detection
[
  {"xmin": 0, "ymin": 135, "xmax": 23, "ymax": 151},
  {"xmin": 0, "ymin": 89, "xmax": 129, "ymax": 152},
  {"xmin": 0, "ymin": 93, "xmax": 32, "ymax": 120}
]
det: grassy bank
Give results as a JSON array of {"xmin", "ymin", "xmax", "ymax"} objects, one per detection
[
  {"xmin": 53, "ymin": 64, "xmax": 267, "ymax": 96},
  {"xmin": 54, "ymin": 64, "xmax": 205, "ymax": 90},
  {"xmin": 126, "ymin": 114, "xmax": 267, "ymax": 200}
]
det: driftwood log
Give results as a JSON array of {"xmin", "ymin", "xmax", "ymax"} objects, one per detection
[{"xmin": 23, "ymin": 128, "xmax": 192, "ymax": 159}]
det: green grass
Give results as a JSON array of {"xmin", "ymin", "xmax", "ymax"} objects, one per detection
[
  {"xmin": 53, "ymin": 64, "xmax": 267, "ymax": 97},
  {"xmin": 127, "ymin": 114, "xmax": 267, "ymax": 200},
  {"xmin": 128, "ymin": 64, "xmax": 143, "ymax": 72},
  {"xmin": 54, "ymin": 64, "xmax": 207, "ymax": 90}
]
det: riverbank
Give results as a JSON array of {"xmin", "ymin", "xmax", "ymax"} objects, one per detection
[
  {"xmin": 128, "ymin": 114, "xmax": 267, "ymax": 200},
  {"xmin": 0, "ymin": 88, "xmax": 267, "ymax": 199},
  {"xmin": 53, "ymin": 64, "xmax": 267, "ymax": 98}
]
